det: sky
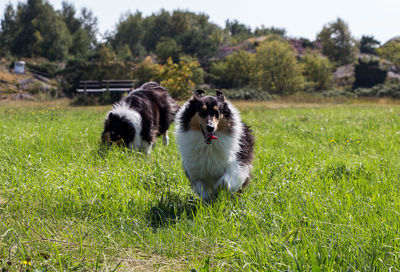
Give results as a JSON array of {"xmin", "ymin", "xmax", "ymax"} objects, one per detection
[{"xmin": 1, "ymin": 0, "xmax": 400, "ymax": 43}]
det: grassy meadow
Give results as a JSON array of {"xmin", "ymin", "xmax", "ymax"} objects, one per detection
[{"xmin": 1, "ymin": 99, "xmax": 400, "ymax": 271}]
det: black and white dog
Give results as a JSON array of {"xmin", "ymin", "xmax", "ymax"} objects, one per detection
[
  {"xmin": 175, "ymin": 89, "xmax": 254, "ymax": 200},
  {"xmin": 101, "ymin": 82, "xmax": 179, "ymax": 153}
]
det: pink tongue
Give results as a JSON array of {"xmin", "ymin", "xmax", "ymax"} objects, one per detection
[{"xmin": 208, "ymin": 135, "xmax": 218, "ymax": 141}]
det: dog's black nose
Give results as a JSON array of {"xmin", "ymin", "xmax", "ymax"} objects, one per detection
[{"xmin": 206, "ymin": 124, "xmax": 214, "ymax": 132}]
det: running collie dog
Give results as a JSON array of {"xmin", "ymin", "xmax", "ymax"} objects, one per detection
[
  {"xmin": 101, "ymin": 82, "xmax": 179, "ymax": 153},
  {"xmin": 175, "ymin": 89, "xmax": 254, "ymax": 200}
]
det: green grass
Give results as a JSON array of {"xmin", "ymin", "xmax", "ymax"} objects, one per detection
[{"xmin": 1, "ymin": 100, "xmax": 400, "ymax": 271}]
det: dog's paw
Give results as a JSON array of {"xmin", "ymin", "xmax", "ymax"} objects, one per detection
[
  {"xmin": 192, "ymin": 181, "xmax": 210, "ymax": 200},
  {"xmin": 214, "ymin": 175, "xmax": 232, "ymax": 192}
]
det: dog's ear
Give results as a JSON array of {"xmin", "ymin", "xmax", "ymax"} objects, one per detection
[
  {"xmin": 216, "ymin": 90, "xmax": 225, "ymax": 101},
  {"xmin": 193, "ymin": 89, "xmax": 206, "ymax": 99}
]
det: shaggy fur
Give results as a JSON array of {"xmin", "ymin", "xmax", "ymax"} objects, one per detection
[
  {"xmin": 175, "ymin": 89, "xmax": 254, "ymax": 200},
  {"xmin": 101, "ymin": 82, "xmax": 179, "ymax": 153}
]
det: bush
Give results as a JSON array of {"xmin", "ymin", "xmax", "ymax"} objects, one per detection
[
  {"xmin": 250, "ymin": 40, "xmax": 304, "ymax": 94},
  {"xmin": 25, "ymin": 60, "xmax": 61, "ymax": 78},
  {"xmin": 354, "ymin": 83, "xmax": 400, "ymax": 99},
  {"xmin": 300, "ymin": 51, "xmax": 333, "ymax": 91},
  {"xmin": 209, "ymin": 50, "xmax": 254, "ymax": 89},
  {"xmin": 221, "ymin": 88, "xmax": 274, "ymax": 100},
  {"xmin": 320, "ymin": 89, "xmax": 357, "ymax": 98},
  {"xmin": 377, "ymin": 40, "xmax": 400, "ymax": 71},
  {"xmin": 353, "ymin": 57, "xmax": 388, "ymax": 88},
  {"xmin": 159, "ymin": 56, "xmax": 203, "ymax": 99},
  {"xmin": 134, "ymin": 56, "xmax": 162, "ymax": 86}
]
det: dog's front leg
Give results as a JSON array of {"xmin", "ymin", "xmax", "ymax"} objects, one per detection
[
  {"xmin": 191, "ymin": 181, "xmax": 210, "ymax": 200},
  {"xmin": 162, "ymin": 131, "xmax": 169, "ymax": 146},
  {"xmin": 214, "ymin": 162, "xmax": 250, "ymax": 194}
]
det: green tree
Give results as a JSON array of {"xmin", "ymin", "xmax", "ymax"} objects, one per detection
[
  {"xmin": 210, "ymin": 50, "xmax": 254, "ymax": 88},
  {"xmin": 0, "ymin": 3, "xmax": 17, "ymax": 56},
  {"xmin": 178, "ymin": 29, "xmax": 218, "ymax": 61},
  {"xmin": 300, "ymin": 51, "xmax": 333, "ymax": 90},
  {"xmin": 111, "ymin": 11, "xmax": 145, "ymax": 58},
  {"xmin": 353, "ymin": 57, "xmax": 388, "ymax": 88},
  {"xmin": 377, "ymin": 40, "xmax": 400, "ymax": 70},
  {"xmin": 155, "ymin": 38, "xmax": 181, "ymax": 63},
  {"xmin": 142, "ymin": 9, "xmax": 172, "ymax": 51},
  {"xmin": 250, "ymin": 40, "xmax": 304, "ymax": 94},
  {"xmin": 360, "ymin": 35, "xmax": 380, "ymax": 54},
  {"xmin": 317, "ymin": 18, "xmax": 356, "ymax": 65}
]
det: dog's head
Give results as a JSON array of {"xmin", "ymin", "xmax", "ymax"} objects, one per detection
[
  {"xmin": 101, "ymin": 112, "xmax": 135, "ymax": 147},
  {"xmin": 183, "ymin": 89, "xmax": 233, "ymax": 144}
]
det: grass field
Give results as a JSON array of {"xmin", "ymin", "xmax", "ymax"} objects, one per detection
[{"xmin": 1, "ymin": 99, "xmax": 400, "ymax": 271}]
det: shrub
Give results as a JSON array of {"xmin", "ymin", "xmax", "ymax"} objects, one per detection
[
  {"xmin": 300, "ymin": 51, "xmax": 333, "ymax": 91},
  {"xmin": 377, "ymin": 40, "xmax": 400, "ymax": 71},
  {"xmin": 250, "ymin": 40, "xmax": 304, "ymax": 94},
  {"xmin": 221, "ymin": 88, "xmax": 274, "ymax": 100},
  {"xmin": 134, "ymin": 56, "xmax": 162, "ymax": 86},
  {"xmin": 354, "ymin": 83, "xmax": 400, "ymax": 99},
  {"xmin": 159, "ymin": 56, "xmax": 203, "ymax": 99},
  {"xmin": 353, "ymin": 57, "xmax": 388, "ymax": 88},
  {"xmin": 209, "ymin": 50, "xmax": 254, "ymax": 89},
  {"xmin": 25, "ymin": 60, "xmax": 61, "ymax": 78}
]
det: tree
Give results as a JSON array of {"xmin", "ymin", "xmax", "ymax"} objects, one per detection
[
  {"xmin": 0, "ymin": 3, "xmax": 17, "ymax": 56},
  {"xmin": 209, "ymin": 50, "xmax": 254, "ymax": 88},
  {"xmin": 142, "ymin": 9, "xmax": 172, "ymax": 51},
  {"xmin": 155, "ymin": 38, "xmax": 181, "ymax": 63},
  {"xmin": 360, "ymin": 35, "xmax": 380, "ymax": 54},
  {"xmin": 353, "ymin": 57, "xmax": 388, "ymax": 88},
  {"xmin": 377, "ymin": 40, "xmax": 400, "ymax": 71},
  {"xmin": 317, "ymin": 18, "xmax": 356, "ymax": 65},
  {"xmin": 300, "ymin": 51, "xmax": 333, "ymax": 90},
  {"xmin": 250, "ymin": 40, "xmax": 304, "ymax": 94},
  {"xmin": 178, "ymin": 29, "xmax": 218, "ymax": 61},
  {"xmin": 254, "ymin": 26, "xmax": 286, "ymax": 37},
  {"xmin": 111, "ymin": 11, "xmax": 145, "ymax": 58}
]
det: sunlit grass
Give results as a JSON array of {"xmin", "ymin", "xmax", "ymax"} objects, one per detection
[{"xmin": 1, "ymin": 100, "xmax": 400, "ymax": 271}]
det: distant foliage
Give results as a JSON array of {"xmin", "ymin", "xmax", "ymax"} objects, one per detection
[
  {"xmin": 300, "ymin": 51, "xmax": 333, "ymax": 91},
  {"xmin": 61, "ymin": 45, "xmax": 135, "ymax": 97},
  {"xmin": 250, "ymin": 40, "xmax": 304, "ymax": 94},
  {"xmin": 353, "ymin": 57, "xmax": 388, "ymax": 88},
  {"xmin": 134, "ymin": 56, "xmax": 162, "ymax": 86},
  {"xmin": 222, "ymin": 88, "xmax": 274, "ymax": 100},
  {"xmin": 377, "ymin": 40, "xmax": 400, "ymax": 71},
  {"xmin": 159, "ymin": 57, "xmax": 203, "ymax": 99},
  {"xmin": 209, "ymin": 50, "xmax": 254, "ymax": 89},
  {"xmin": 354, "ymin": 83, "xmax": 400, "ymax": 99},
  {"xmin": 0, "ymin": 0, "xmax": 97, "ymax": 61},
  {"xmin": 317, "ymin": 18, "xmax": 356, "ymax": 65},
  {"xmin": 155, "ymin": 38, "xmax": 182, "ymax": 63},
  {"xmin": 360, "ymin": 35, "xmax": 380, "ymax": 54}
]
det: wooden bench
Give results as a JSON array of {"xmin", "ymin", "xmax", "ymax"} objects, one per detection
[{"xmin": 76, "ymin": 80, "xmax": 134, "ymax": 93}]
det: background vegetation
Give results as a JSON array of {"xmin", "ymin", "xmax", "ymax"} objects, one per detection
[{"xmin": 1, "ymin": 0, "xmax": 400, "ymax": 102}]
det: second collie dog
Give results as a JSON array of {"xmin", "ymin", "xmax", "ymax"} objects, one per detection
[
  {"xmin": 102, "ymin": 82, "xmax": 179, "ymax": 153},
  {"xmin": 175, "ymin": 89, "xmax": 254, "ymax": 200}
]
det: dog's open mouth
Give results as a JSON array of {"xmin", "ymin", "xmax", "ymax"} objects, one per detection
[{"xmin": 201, "ymin": 125, "xmax": 218, "ymax": 144}]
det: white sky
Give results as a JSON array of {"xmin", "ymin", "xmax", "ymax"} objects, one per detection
[{"xmin": 1, "ymin": 0, "xmax": 400, "ymax": 43}]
